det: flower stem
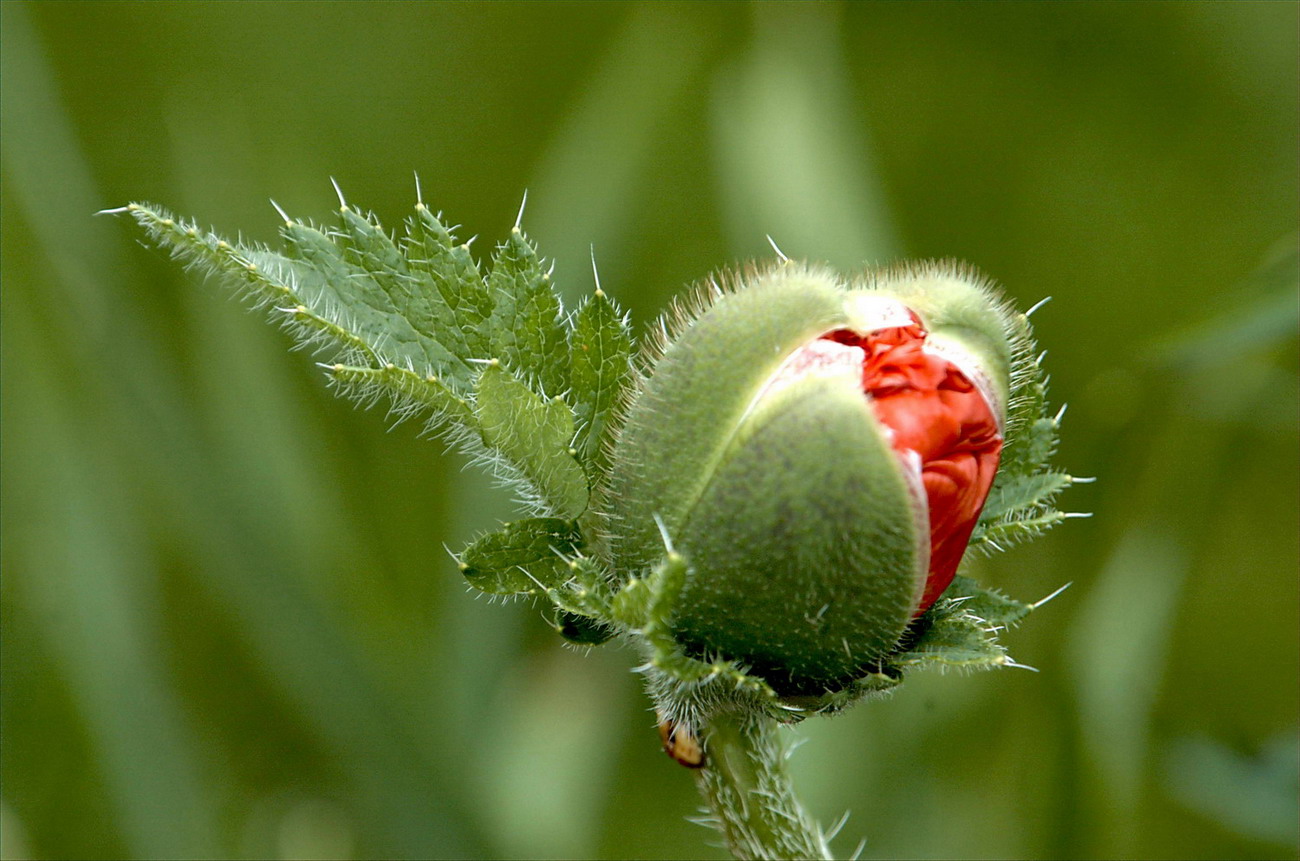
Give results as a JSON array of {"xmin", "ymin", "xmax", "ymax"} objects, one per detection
[{"xmin": 696, "ymin": 709, "xmax": 831, "ymax": 861}]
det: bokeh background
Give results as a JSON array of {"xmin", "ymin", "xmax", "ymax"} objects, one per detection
[{"xmin": 3, "ymin": 2, "xmax": 1297, "ymax": 859}]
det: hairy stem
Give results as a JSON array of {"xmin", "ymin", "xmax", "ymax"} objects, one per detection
[{"xmin": 696, "ymin": 709, "xmax": 831, "ymax": 861}]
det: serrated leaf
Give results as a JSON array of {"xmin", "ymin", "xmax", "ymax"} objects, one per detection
[
  {"xmin": 797, "ymin": 670, "xmax": 903, "ymax": 717},
  {"xmin": 281, "ymin": 218, "xmax": 467, "ymax": 384},
  {"xmin": 459, "ymin": 517, "xmax": 581, "ymax": 595},
  {"xmin": 547, "ymin": 555, "xmax": 615, "ymax": 618},
  {"xmin": 324, "ymin": 362, "xmax": 473, "ymax": 429},
  {"xmin": 402, "ymin": 203, "xmax": 494, "ymax": 363},
  {"xmin": 943, "ymin": 575, "xmax": 1034, "ymax": 626},
  {"xmin": 485, "ymin": 228, "xmax": 569, "ymax": 397},
  {"xmin": 335, "ymin": 206, "xmax": 474, "ymax": 389},
  {"xmin": 888, "ymin": 608, "xmax": 1008, "ymax": 670},
  {"xmin": 970, "ymin": 509, "xmax": 1069, "ymax": 552},
  {"xmin": 1000, "ymin": 408, "xmax": 1058, "ymax": 480},
  {"xmin": 888, "ymin": 577, "xmax": 1045, "ymax": 671},
  {"xmin": 475, "ymin": 363, "xmax": 589, "ymax": 518},
  {"xmin": 980, "ymin": 470, "xmax": 1073, "ymax": 523},
  {"xmin": 567, "ymin": 288, "xmax": 633, "ymax": 473}
]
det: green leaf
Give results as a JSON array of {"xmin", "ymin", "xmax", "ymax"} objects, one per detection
[
  {"xmin": 1001, "ymin": 412, "xmax": 1059, "ymax": 481},
  {"xmin": 546, "ymin": 555, "xmax": 615, "ymax": 619},
  {"xmin": 322, "ymin": 362, "xmax": 473, "ymax": 429},
  {"xmin": 889, "ymin": 609, "xmax": 1008, "ymax": 670},
  {"xmin": 942, "ymin": 575, "xmax": 1034, "ymax": 627},
  {"xmin": 888, "ymin": 577, "xmax": 1046, "ymax": 671},
  {"xmin": 474, "ymin": 363, "xmax": 589, "ymax": 518},
  {"xmin": 334, "ymin": 205, "xmax": 474, "ymax": 389},
  {"xmin": 402, "ymin": 202, "xmax": 494, "ymax": 366},
  {"xmin": 980, "ymin": 470, "xmax": 1073, "ymax": 523},
  {"xmin": 971, "ymin": 508, "xmax": 1070, "ymax": 553},
  {"xmin": 610, "ymin": 576, "xmax": 653, "ymax": 628},
  {"xmin": 281, "ymin": 217, "xmax": 465, "ymax": 384},
  {"xmin": 485, "ymin": 226, "xmax": 570, "ymax": 397},
  {"xmin": 123, "ymin": 204, "xmax": 380, "ymax": 365},
  {"xmin": 458, "ymin": 517, "xmax": 582, "ymax": 595},
  {"xmin": 567, "ymin": 288, "xmax": 633, "ymax": 473},
  {"xmin": 795, "ymin": 669, "xmax": 903, "ymax": 717}
]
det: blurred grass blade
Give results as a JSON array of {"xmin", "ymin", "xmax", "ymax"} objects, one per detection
[
  {"xmin": 1164, "ymin": 734, "xmax": 1300, "ymax": 849},
  {"xmin": 710, "ymin": 3, "xmax": 899, "ymax": 266},
  {"xmin": 1, "ymin": 8, "xmax": 221, "ymax": 855},
  {"xmin": 2, "ymin": 6, "xmax": 480, "ymax": 854},
  {"xmin": 527, "ymin": 4, "xmax": 712, "ymax": 295},
  {"xmin": 1149, "ymin": 233, "xmax": 1299, "ymax": 370},
  {"xmin": 5, "ymin": 292, "xmax": 223, "ymax": 858}
]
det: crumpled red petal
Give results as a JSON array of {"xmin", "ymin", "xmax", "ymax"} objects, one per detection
[{"xmin": 826, "ymin": 318, "xmax": 1002, "ymax": 614}]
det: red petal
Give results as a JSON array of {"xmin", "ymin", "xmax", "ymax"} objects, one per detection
[{"xmin": 824, "ymin": 322, "xmax": 1003, "ymax": 614}]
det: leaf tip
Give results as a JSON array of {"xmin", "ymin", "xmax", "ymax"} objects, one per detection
[
  {"xmin": 269, "ymin": 199, "xmax": 293, "ymax": 226},
  {"xmin": 1024, "ymin": 296, "xmax": 1053, "ymax": 318},
  {"xmin": 513, "ymin": 188, "xmax": 529, "ymax": 231},
  {"xmin": 765, "ymin": 234, "xmax": 790, "ymax": 263},
  {"xmin": 1030, "ymin": 581, "xmax": 1072, "ymax": 609}
]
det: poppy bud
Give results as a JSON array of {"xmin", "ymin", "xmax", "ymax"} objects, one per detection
[{"xmin": 605, "ymin": 263, "xmax": 1013, "ymax": 695}]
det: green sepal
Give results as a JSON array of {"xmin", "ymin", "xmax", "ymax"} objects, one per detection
[
  {"xmin": 555, "ymin": 611, "xmax": 617, "ymax": 645},
  {"xmin": 607, "ymin": 266, "xmax": 850, "ymax": 576},
  {"xmin": 566, "ymin": 289, "xmax": 633, "ymax": 474},
  {"xmin": 485, "ymin": 227, "xmax": 569, "ymax": 397},
  {"xmin": 458, "ymin": 517, "xmax": 582, "ymax": 596},
  {"xmin": 474, "ymin": 363, "xmax": 589, "ymax": 519},
  {"xmin": 860, "ymin": 262, "xmax": 1018, "ymax": 412},
  {"xmin": 636, "ymin": 554, "xmax": 779, "ymax": 698},
  {"xmin": 671, "ymin": 372, "xmax": 924, "ymax": 695}
]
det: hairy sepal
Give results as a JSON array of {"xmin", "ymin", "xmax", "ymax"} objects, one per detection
[
  {"xmin": 606, "ymin": 265, "xmax": 850, "ymax": 575},
  {"xmin": 674, "ymin": 372, "xmax": 926, "ymax": 694}
]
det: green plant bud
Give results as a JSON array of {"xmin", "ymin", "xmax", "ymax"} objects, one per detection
[{"xmin": 606, "ymin": 263, "xmax": 1014, "ymax": 695}]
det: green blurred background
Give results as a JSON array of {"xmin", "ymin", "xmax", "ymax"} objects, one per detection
[{"xmin": 3, "ymin": 2, "xmax": 1297, "ymax": 859}]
